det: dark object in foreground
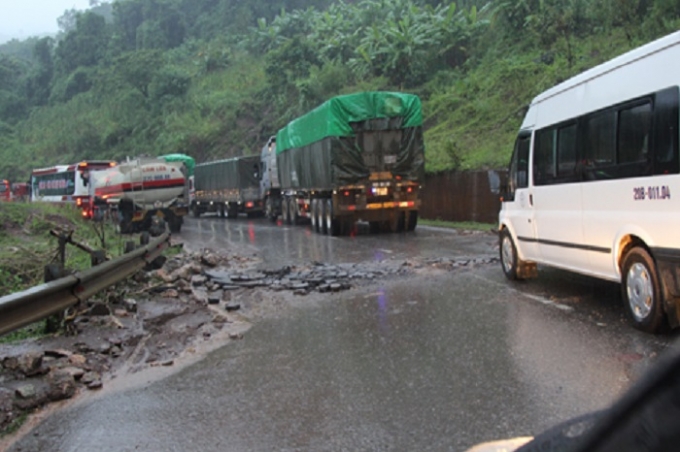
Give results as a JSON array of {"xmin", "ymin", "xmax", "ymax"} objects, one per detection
[{"xmin": 513, "ymin": 341, "xmax": 680, "ymax": 452}]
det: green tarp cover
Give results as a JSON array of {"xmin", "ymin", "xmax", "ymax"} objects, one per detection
[
  {"xmin": 195, "ymin": 156, "xmax": 259, "ymax": 191},
  {"xmin": 276, "ymin": 91, "xmax": 423, "ymax": 154},
  {"xmin": 277, "ymin": 123, "xmax": 425, "ymax": 189},
  {"xmin": 161, "ymin": 154, "xmax": 195, "ymax": 176}
]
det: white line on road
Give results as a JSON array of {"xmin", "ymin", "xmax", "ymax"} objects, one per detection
[{"xmin": 471, "ymin": 274, "xmax": 575, "ymax": 312}]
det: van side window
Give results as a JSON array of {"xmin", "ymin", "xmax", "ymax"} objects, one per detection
[
  {"xmin": 506, "ymin": 133, "xmax": 530, "ymax": 201},
  {"xmin": 533, "ymin": 123, "xmax": 578, "ymax": 184},
  {"xmin": 585, "ymin": 111, "xmax": 616, "ymax": 167},
  {"xmin": 653, "ymin": 87, "xmax": 679, "ymax": 172},
  {"xmin": 534, "ymin": 129, "xmax": 556, "ymax": 185},
  {"xmin": 557, "ymin": 124, "xmax": 577, "ymax": 178},
  {"xmin": 618, "ymin": 102, "xmax": 652, "ymax": 166}
]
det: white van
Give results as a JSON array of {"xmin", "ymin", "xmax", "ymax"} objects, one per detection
[{"xmin": 498, "ymin": 31, "xmax": 680, "ymax": 333}]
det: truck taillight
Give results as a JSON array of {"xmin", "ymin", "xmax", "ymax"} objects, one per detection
[
  {"xmin": 76, "ymin": 198, "xmax": 82, "ymax": 206},
  {"xmin": 246, "ymin": 201, "xmax": 254, "ymax": 208}
]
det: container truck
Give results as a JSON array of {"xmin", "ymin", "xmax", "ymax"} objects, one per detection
[
  {"xmin": 90, "ymin": 157, "xmax": 190, "ymax": 233},
  {"xmin": 260, "ymin": 91, "xmax": 425, "ymax": 235},
  {"xmin": 191, "ymin": 155, "xmax": 263, "ymax": 218}
]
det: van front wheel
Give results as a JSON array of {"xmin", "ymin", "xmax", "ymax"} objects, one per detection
[
  {"xmin": 622, "ymin": 247, "xmax": 666, "ymax": 333},
  {"xmin": 500, "ymin": 229, "xmax": 522, "ymax": 281}
]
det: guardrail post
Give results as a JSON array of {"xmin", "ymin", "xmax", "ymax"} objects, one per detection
[{"xmin": 44, "ymin": 264, "xmax": 65, "ymax": 333}]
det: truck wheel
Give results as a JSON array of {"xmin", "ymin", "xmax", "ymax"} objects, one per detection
[
  {"xmin": 387, "ymin": 212, "xmax": 405, "ymax": 233},
  {"xmin": 310, "ymin": 199, "xmax": 318, "ymax": 231},
  {"xmin": 282, "ymin": 197, "xmax": 290, "ymax": 224},
  {"xmin": 289, "ymin": 198, "xmax": 300, "ymax": 225},
  {"xmin": 621, "ymin": 247, "xmax": 666, "ymax": 333},
  {"xmin": 319, "ymin": 200, "xmax": 327, "ymax": 234},
  {"xmin": 325, "ymin": 199, "xmax": 341, "ymax": 236},
  {"xmin": 265, "ymin": 197, "xmax": 277, "ymax": 223},
  {"xmin": 317, "ymin": 202, "xmax": 326, "ymax": 233},
  {"xmin": 406, "ymin": 211, "xmax": 418, "ymax": 231},
  {"xmin": 227, "ymin": 204, "xmax": 238, "ymax": 219}
]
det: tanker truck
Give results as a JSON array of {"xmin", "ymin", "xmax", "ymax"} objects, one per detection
[
  {"xmin": 90, "ymin": 157, "xmax": 190, "ymax": 233},
  {"xmin": 191, "ymin": 155, "xmax": 262, "ymax": 218},
  {"xmin": 260, "ymin": 91, "xmax": 425, "ymax": 235}
]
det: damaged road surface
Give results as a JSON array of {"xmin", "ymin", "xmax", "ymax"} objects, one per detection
[{"xmin": 2, "ymin": 217, "xmax": 677, "ymax": 451}]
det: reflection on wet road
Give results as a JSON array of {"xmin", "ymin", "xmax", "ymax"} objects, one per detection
[
  {"xmin": 7, "ymin": 217, "xmax": 677, "ymax": 451},
  {"xmin": 184, "ymin": 216, "xmax": 497, "ymax": 266}
]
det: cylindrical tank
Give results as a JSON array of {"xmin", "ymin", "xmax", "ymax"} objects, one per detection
[{"xmin": 91, "ymin": 158, "xmax": 186, "ymax": 209}]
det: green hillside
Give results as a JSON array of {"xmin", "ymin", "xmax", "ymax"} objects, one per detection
[{"xmin": 0, "ymin": 0, "xmax": 678, "ymax": 181}]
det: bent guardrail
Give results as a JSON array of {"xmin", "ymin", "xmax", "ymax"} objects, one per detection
[{"xmin": 0, "ymin": 232, "xmax": 171, "ymax": 336}]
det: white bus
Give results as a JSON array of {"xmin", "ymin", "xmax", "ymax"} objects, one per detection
[
  {"xmin": 498, "ymin": 31, "xmax": 680, "ymax": 333},
  {"xmin": 31, "ymin": 160, "xmax": 116, "ymax": 217}
]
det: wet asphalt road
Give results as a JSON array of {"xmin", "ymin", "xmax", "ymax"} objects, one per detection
[{"xmin": 8, "ymin": 216, "xmax": 678, "ymax": 451}]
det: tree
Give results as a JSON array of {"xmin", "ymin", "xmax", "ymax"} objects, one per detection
[
  {"xmin": 112, "ymin": 50, "xmax": 164, "ymax": 98},
  {"xmin": 54, "ymin": 12, "xmax": 110, "ymax": 75},
  {"xmin": 25, "ymin": 38, "xmax": 54, "ymax": 106}
]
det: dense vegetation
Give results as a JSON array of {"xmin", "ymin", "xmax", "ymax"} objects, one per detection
[{"xmin": 0, "ymin": 0, "xmax": 679, "ymax": 180}]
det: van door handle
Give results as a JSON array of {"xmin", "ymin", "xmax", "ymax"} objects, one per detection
[{"xmin": 529, "ymin": 194, "xmax": 533, "ymax": 206}]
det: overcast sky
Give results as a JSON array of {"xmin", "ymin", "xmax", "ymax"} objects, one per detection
[{"xmin": 0, "ymin": 0, "xmax": 93, "ymax": 43}]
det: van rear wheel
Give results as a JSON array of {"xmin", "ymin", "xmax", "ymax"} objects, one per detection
[
  {"xmin": 500, "ymin": 229, "xmax": 523, "ymax": 281},
  {"xmin": 622, "ymin": 247, "xmax": 666, "ymax": 333}
]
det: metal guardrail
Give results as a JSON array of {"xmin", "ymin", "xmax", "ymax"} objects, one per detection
[{"xmin": 0, "ymin": 232, "xmax": 171, "ymax": 336}]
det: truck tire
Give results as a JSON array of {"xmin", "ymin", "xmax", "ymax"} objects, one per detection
[
  {"xmin": 282, "ymin": 197, "xmax": 291, "ymax": 225},
  {"xmin": 309, "ymin": 199, "xmax": 319, "ymax": 232},
  {"xmin": 387, "ymin": 212, "xmax": 405, "ymax": 233},
  {"xmin": 227, "ymin": 203, "xmax": 238, "ymax": 219},
  {"xmin": 265, "ymin": 197, "xmax": 277, "ymax": 223},
  {"xmin": 325, "ymin": 199, "xmax": 341, "ymax": 236},
  {"xmin": 406, "ymin": 211, "xmax": 418, "ymax": 231},
  {"xmin": 289, "ymin": 198, "xmax": 299, "ymax": 225}
]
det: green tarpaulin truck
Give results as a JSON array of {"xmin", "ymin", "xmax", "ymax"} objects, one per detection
[
  {"xmin": 259, "ymin": 91, "xmax": 425, "ymax": 235},
  {"xmin": 192, "ymin": 155, "xmax": 263, "ymax": 218}
]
